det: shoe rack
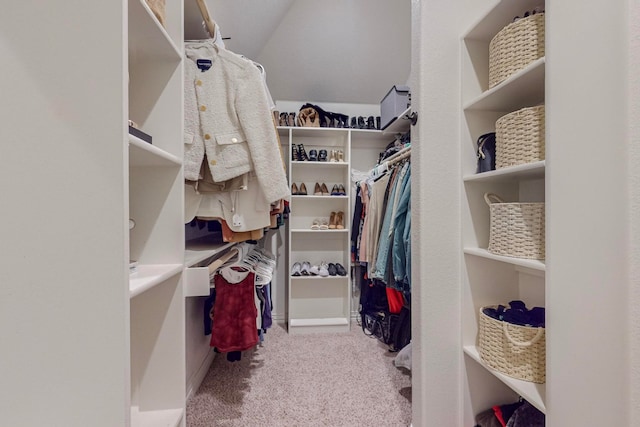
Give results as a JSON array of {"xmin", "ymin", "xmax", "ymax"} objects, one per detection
[
  {"xmin": 460, "ymin": 0, "xmax": 546, "ymax": 423},
  {"xmin": 283, "ymin": 127, "xmax": 352, "ymax": 333}
]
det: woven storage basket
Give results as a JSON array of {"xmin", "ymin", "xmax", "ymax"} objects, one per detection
[
  {"xmin": 489, "ymin": 13, "xmax": 545, "ymax": 88},
  {"xmin": 478, "ymin": 306, "xmax": 546, "ymax": 383},
  {"xmin": 485, "ymin": 193, "xmax": 545, "ymax": 259},
  {"xmin": 495, "ymin": 105, "xmax": 545, "ymax": 169}
]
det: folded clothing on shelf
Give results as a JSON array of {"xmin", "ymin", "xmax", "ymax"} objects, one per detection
[{"xmin": 482, "ymin": 300, "xmax": 544, "ymax": 328}]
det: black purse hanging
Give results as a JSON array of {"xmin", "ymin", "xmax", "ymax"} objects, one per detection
[{"xmin": 476, "ymin": 132, "xmax": 496, "ymax": 173}]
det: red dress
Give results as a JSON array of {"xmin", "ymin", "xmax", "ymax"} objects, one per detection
[{"xmin": 210, "ymin": 268, "xmax": 258, "ymax": 352}]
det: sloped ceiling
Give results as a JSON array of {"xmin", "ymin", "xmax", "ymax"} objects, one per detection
[{"xmin": 184, "ymin": 0, "xmax": 411, "ymax": 104}]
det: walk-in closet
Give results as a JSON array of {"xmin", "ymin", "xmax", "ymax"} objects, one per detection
[{"xmin": 1, "ymin": 0, "xmax": 638, "ymax": 426}]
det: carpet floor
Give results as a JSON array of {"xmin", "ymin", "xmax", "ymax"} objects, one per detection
[{"xmin": 186, "ymin": 322, "xmax": 412, "ymax": 427}]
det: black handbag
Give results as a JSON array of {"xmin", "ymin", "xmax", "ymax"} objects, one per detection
[{"xmin": 476, "ymin": 132, "xmax": 496, "ymax": 173}]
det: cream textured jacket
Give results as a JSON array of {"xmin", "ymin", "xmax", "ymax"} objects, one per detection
[{"xmin": 184, "ymin": 41, "xmax": 289, "ymax": 203}]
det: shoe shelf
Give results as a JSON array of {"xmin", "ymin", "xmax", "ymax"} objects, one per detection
[
  {"xmin": 291, "ymin": 276, "xmax": 348, "ymax": 281},
  {"xmin": 461, "ymin": 0, "xmax": 546, "ymax": 423},
  {"xmin": 291, "ymin": 161, "xmax": 348, "ymax": 166}
]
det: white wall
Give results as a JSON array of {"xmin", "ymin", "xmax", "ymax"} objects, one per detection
[
  {"xmin": 256, "ymin": 0, "xmax": 411, "ymax": 104},
  {"xmin": 629, "ymin": 0, "xmax": 640, "ymax": 423}
]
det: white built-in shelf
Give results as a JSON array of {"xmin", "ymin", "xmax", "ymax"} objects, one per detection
[
  {"xmin": 129, "ymin": 264, "xmax": 183, "ymax": 298},
  {"xmin": 129, "ymin": 135, "xmax": 181, "ymax": 167},
  {"xmin": 463, "ymin": 58, "xmax": 545, "ymax": 111},
  {"xmin": 291, "ymin": 229, "xmax": 349, "ymax": 234},
  {"xmin": 128, "ymin": 0, "xmax": 181, "ymax": 62},
  {"xmin": 463, "ymin": 0, "xmax": 545, "ymax": 41},
  {"xmin": 130, "ymin": 406, "xmax": 184, "ymax": 427},
  {"xmin": 382, "ymin": 107, "xmax": 412, "ymax": 135},
  {"xmin": 464, "ymin": 346, "xmax": 546, "ymax": 414},
  {"xmin": 464, "ymin": 160, "xmax": 545, "ymax": 182},
  {"xmin": 291, "ymin": 276, "xmax": 348, "ymax": 281},
  {"xmin": 464, "ymin": 248, "xmax": 545, "ymax": 271},
  {"xmin": 291, "ymin": 195, "xmax": 349, "ymax": 200},
  {"xmin": 185, "ymin": 237, "xmax": 236, "ymax": 268},
  {"xmin": 290, "ymin": 317, "xmax": 350, "ymax": 327},
  {"xmin": 291, "ymin": 161, "xmax": 348, "ymax": 167}
]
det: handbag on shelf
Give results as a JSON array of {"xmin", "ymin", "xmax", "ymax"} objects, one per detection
[{"xmin": 476, "ymin": 132, "xmax": 496, "ymax": 173}]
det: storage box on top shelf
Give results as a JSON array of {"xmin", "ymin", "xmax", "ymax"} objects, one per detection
[{"xmin": 380, "ymin": 85, "xmax": 410, "ymax": 130}]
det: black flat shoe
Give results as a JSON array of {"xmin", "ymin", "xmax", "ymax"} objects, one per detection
[
  {"xmin": 335, "ymin": 263, "xmax": 347, "ymax": 276},
  {"xmin": 309, "ymin": 149, "xmax": 318, "ymax": 161},
  {"xmin": 327, "ymin": 263, "xmax": 337, "ymax": 276},
  {"xmin": 318, "ymin": 149, "xmax": 328, "ymax": 162}
]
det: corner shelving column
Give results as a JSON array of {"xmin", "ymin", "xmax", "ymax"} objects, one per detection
[
  {"xmin": 460, "ymin": 0, "xmax": 546, "ymax": 423},
  {"xmin": 284, "ymin": 127, "xmax": 352, "ymax": 334},
  {"xmin": 128, "ymin": 0, "xmax": 185, "ymax": 425}
]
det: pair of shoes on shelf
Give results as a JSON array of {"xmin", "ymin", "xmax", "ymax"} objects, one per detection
[
  {"xmin": 291, "ymin": 261, "xmax": 312, "ymax": 276},
  {"xmin": 295, "ymin": 144, "xmax": 309, "ymax": 161},
  {"xmin": 327, "ymin": 262, "xmax": 348, "ymax": 276},
  {"xmin": 311, "ymin": 218, "xmax": 329, "ymax": 230},
  {"xmin": 278, "ymin": 111, "xmax": 297, "ymax": 127},
  {"xmin": 329, "ymin": 150, "xmax": 344, "ymax": 162},
  {"xmin": 330, "ymin": 184, "xmax": 347, "ymax": 196},
  {"xmin": 314, "ymin": 183, "xmax": 330, "ymax": 196},
  {"xmin": 291, "ymin": 182, "xmax": 308, "ymax": 195},
  {"xmin": 292, "ymin": 261, "xmax": 347, "ymax": 277},
  {"xmin": 329, "ymin": 211, "xmax": 345, "ymax": 229}
]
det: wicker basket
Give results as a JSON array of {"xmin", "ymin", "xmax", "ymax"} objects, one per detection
[
  {"xmin": 495, "ymin": 105, "xmax": 545, "ymax": 169},
  {"xmin": 478, "ymin": 306, "xmax": 546, "ymax": 383},
  {"xmin": 485, "ymin": 193, "xmax": 545, "ymax": 259},
  {"xmin": 489, "ymin": 13, "xmax": 545, "ymax": 88}
]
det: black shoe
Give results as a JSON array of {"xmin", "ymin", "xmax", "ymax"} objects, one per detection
[
  {"xmin": 350, "ymin": 117, "xmax": 357, "ymax": 128},
  {"xmin": 376, "ymin": 116, "xmax": 381, "ymax": 130},
  {"xmin": 357, "ymin": 116, "xmax": 365, "ymax": 129},
  {"xmin": 298, "ymin": 144, "xmax": 309, "ymax": 161},
  {"xmin": 335, "ymin": 263, "xmax": 347, "ymax": 276},
  {"xmin": 292, "ymin": 145, "xmax": 300, "ymax": 161},
  {"xmin": 327, "ymin": 263, "xmax": 337, "ymax": 276},
  {"xmin": 309, "ymin": 149, "xmax": 318, "ymax": 161},
  {"xmin": 318, "ymin": 149, "xmax": 328, "ymax": 162},
  {"xmin": 366, "ymin": 116, "xmax": 375, "ymax": 129}
]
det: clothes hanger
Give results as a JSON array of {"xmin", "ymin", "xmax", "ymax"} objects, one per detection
[{"xmin": 195, "ymin": 0, "xmax": 216, "ymax": 39}]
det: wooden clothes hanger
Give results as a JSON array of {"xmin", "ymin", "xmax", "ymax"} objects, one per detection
[{"xmin": 195, "ymin": 0, "xmax": 216, "ymax": 38}]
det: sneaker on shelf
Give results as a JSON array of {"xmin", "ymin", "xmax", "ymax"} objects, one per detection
[
  {"xmin": 328, "ymin": 263, "xmax": 337, "ymax": 276},
  {"xmin": 301, "ymin": 261, "xmax": 311, "ymax": 276},
  {"xmin": 318, "ymin": 262, "xmax": 329, "ymax": 277},
  {"xmin": 291, "ymin": 262, "xmax": 302, "ymax": 276},
  {"xmin": 309, "ymin": 264, "xmax": 320, "ymax": 276},
  {"xmin": 335, "ymin": 263, "xmax": 347, "ymax": 276}
]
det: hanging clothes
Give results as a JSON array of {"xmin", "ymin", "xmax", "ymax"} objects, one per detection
[
  {"xmin": 183, "ymin": 39, "xmax": 289, "ymax": 203},
  {"xmin": 210, "ymin": 267, "xmax": 259, "ymax": 353}
]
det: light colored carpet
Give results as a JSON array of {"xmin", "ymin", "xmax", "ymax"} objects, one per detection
[{"xmin": 186, "ymin": 322, "xmax": 411, "ymax": 427}]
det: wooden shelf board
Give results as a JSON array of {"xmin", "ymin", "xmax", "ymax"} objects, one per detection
[
  {"xmin": 464, "ymin": 161, "xmax": 545, "ymax": 183},
  {"xmin": 129, "ymin": 135, "xmax": 181, "ymax": 167},
  {"xmin": 464, "ymin": 345, "xmax": 546, "ymax": 413},
  {"xmin": 130, "ymin": 406, "xmax": 183, "ymax": 427},
  {"xmin": 129, "ymin": 264, "xmax": 183, "ymax": 298},
  {"xmin": 464, "ymin": 248, "xmax": 545, "ymax": 271},
  {"xmin": 463, "ymin": 58, "xmax": 545, "ymax": 111}
]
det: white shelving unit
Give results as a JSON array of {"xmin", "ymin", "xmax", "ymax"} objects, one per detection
[
  {"xmin": 460, "ymin": 0, "xmax": 546, "ymax": 423},
  {"xmin": 280, "ymin": 126, "xmax": 396, "ymax": 333}
]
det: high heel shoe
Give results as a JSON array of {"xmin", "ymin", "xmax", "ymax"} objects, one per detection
[
  {"xmin": 299, "ymin": 182, "xmax": 308, "ymax": 195},
  {"xmin": 292, "ymin": 144, "xmax": 300, "ymax": 161},
  {"xmin": 329, "ymin": 211, "xmax": 337, "ymax": 229},
  {"xmin": 329, "ymin": 149, "xmax": 337, "ymax": 162},
  {"xmin": 298, "ymin": 144, "xmax": 309, "ymax": 161},
  {"xmin": 289, "ymin": 112, "xmax": 296, "ymax": 127},
  {"xmin": 280, "ymin": 112, "xmax": 288, "ymax": 127},
  {"xmin": 337, "ymin": 150, "xmax": 344, "ymax": 162},
  {"xmin": 337, "ymin": 184, "xmax": 346, "ymax": 196},
  {"xmin": 330, "ymin": 184, "xmax": 340, "ymax": 196},
  {"xmin": 357, "ymin": 116, "xmax": 365, "ymax": 129},
  {"xmin": 291, "ymin": 183, "xmax": 299, "ymax": 195},
  {"xmin": 314, "ymin": 182, "xmax": 323, "ymax": 196},
  {"xmin": 320, "ymin": 183, "xmax": 329, "ymax": 196},
  {"xmin": 335, "ymin": 211, "xmax": 344, "ymax": 229},
  {"xmin": 366, "ymin": 116, "xmax": 375, "ymax": 129},
  {"xmin": 350, "ymin": 117, "xmax": 357, "ymax": 128}
]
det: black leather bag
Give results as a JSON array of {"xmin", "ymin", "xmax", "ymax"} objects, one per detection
[{"xmin": 476, "ymin": 132, "xmax": 496, "ymax": 173}]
